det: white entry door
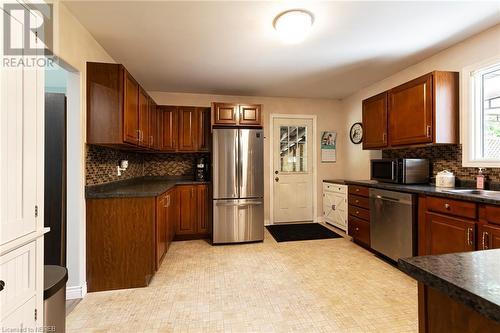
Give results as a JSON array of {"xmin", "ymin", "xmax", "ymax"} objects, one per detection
[{"xmin": 273, "ymin": 117, "xmax": 314, "ymax": 223}]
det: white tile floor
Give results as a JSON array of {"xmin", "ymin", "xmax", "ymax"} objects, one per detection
[{"xmin": 67, "ymin": 227, "xmax": 418, "ymax": 332}]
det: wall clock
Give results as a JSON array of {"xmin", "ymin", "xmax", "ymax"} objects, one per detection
[{"xmin": 349, "ymin": 122, "xmax": 363, "ymax": 144}]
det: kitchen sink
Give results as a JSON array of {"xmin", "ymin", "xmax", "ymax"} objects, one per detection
[{"xmin": 442, "ymin": 189, "xmax": 500, "ymax": 198}]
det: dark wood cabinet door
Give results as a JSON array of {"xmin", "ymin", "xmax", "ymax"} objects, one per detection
[
  {"xmin": 479, "ymin": 224, "xmax": 500, "ymax": 250},
  {"xmin": 176, "ymin": 185, "xmax": 196, "ymax": 235},
  {"xmin": 362, "ymin": 92, "xmax": 388, "ymax": 149},
  {"xmin": 168, "ymin": 189, "xmax": 179, "ymax": 242},
  {"xmin": 389, "ymin": 73, "xmax": 433, "ymax": 146},
  {"xmin": 426, "ymin": 212, "xmax": 476, "ymax": 255},
  {"xmin": 196, "ymin": 185, "xmax": 209, "ymax": 234},
  {"xmin": 138, "ymin": 88, "xmax": 150, "ymax": 147},
  {"xmin": 149, "ymin": 99, "xmax": 159, "ymax": 149},
  {"xmin": 197, "ymin": 107, "xmax": 211, "ymax": 152},
  {"xmin": 178, "ymin": 107, "xmax": 198, "ymax": 151},
  {"xmin": 239, "ymin": 104, "xmax": 262, "ymax": 126},
  {"xmin": 212, "ymin": 103, "xmax": 238, "ymax": 125},
  {"xmin": 123, "ymin": 71, "xmax": 139, "ymax": 144},
  {"xmin": 159, "ymin": 106, "xmax": 178, "ymax": 151},
  {"xmin": 155, "ymin": 194, "xmax": 167, "ymax": 270}
]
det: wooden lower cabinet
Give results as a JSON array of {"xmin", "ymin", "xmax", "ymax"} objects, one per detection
[
  {"xmin": 478, "ymin": 224, "xmax": 500, "ymax": 250},
  {"xmin": 174, "ymin": 184, "xmax": 210, "ymax": 239},
  {"xmin": 86, "ymin": 184, "xmax": 210, "ymax": 292},
  {"xmin": 425, "ymin": 212, "xmax": 476, "ymax": 255},
  {"xmin": 348, "ymin": 185, "xmax": 370, "ymax": 247},
  {"xmin": 155, "ymin": 192, "xmax": 168, "ymax": 270},
  {"xmin": 86, "ymin": 197, "xmax": 156, "ymax": 292}
]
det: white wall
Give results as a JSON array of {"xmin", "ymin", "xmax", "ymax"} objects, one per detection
[
  {"xmin": 149, "ymin": 92, "xmax": 345, "ymax": 222},
  {"xmin": 51, "ymin": 1, "xmax": 115, "ymax": 298},
  {"xmin": 340, "ymin": 23, "xmax": 500, "ymax": 180}
]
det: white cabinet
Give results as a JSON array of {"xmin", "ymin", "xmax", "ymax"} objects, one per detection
[
  {"xmin": 0, "ymin": 1, "xmax": 45, "ymax": 330},
  {"xmin": 323, "ymin": 182, "xmax": 347, "ymax": 231}
]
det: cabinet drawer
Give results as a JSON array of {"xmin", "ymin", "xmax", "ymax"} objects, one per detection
[
  {"xmin": 427, "ymin": 196, "xmax": 477, "ymax": 219},
  {"xmin": 483, "ymin": 205, "xmax": 500, "ymax": 226},
  {"xmin": 348, "ymin": 205, "xmax": 370, "ymax": 221},
  {"xmin": 349, "ymin": 194, "xmax": 370, "ymax": 209},
  {"xmin": 348, "ymin": 217, "xmax": 370, "ymax": 246},
  {"xmin": 323, "ymin": 182, "xmax": 347, "ymax": 194},
  {"xmin": 0, "ymin": 242, "xmax": 36, "ymax": 319},
  {"xmin": 348, "ymin": 185, "xmax": 369, "ymax": 197}
]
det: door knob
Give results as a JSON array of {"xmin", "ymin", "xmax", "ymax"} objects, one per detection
[
  {"xmin": 0, "ymin": 280, "xmax": 5, "ymax": 292},
  {"xmin": 275, "ymin": 171, "xmax": 279, "ymax": 175},
  {"xmin": 275, "ymin": 177, "xmax": 279, "ymax": 182}
]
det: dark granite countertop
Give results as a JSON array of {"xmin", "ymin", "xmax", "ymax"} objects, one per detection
[
  {"xmin": 398, "ymin": 250, "xmax": 500, "ymax": 323},
  {"xmin": 86, "ymin": 176, "xmax": 211, "ymax": 199},
  {"xmin": 339, "ymin": 179, "xmax": 500, "ymax": 205}
]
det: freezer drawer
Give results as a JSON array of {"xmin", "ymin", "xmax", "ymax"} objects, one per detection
[{"xmin": 213, "ymin": 199, "xmax": 264, "ymax": 243}]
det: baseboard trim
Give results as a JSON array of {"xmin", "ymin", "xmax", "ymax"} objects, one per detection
[{"xmin": 66, "ymin": 282, "xmax": 87, "ymax": 300}]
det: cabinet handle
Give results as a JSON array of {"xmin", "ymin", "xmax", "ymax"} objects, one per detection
[
  {"xmin": 355, "ymin": 188, "xmax": 360, "ymax": 192},
  {"xmin": 150, "ymin": 135, "xmax": 154, "ymax": 146},
  {"xmin": 356, "ymin": 210, "xmax": 359, "ymax": 215},
  {"xmin": 136, "ymin": 129, "xmax": 141, "ymax": 141},
  {"xmin": 482, "ymin": 231, "xmax": 489, "ymax": 250},
  {"xmin": 383, "ymin": 132, "xmax": 387, "ymax": 143},
  {"xmin": 426, "ymin": 125, "xmax": 431, "ymax": 138},
  {"xmin": 0, "ymin": 280, "xmax": 4, "ymax": 291},
  {"xmin": 444, "ymin": 203, "xmax": 450, "ymax": 210},
  {"xmin": 466, "ymin": 228, "xmax": 473, "ymax": 246}
]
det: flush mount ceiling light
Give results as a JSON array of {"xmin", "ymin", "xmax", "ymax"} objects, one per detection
[{"xmin": 273, "ymin": 9, "xmax": 314, "ymax": 44}]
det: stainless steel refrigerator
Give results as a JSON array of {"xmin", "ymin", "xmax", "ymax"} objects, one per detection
[{"xmin": 212, "ymin": 128, "xmax": 264, "ymax": 243}]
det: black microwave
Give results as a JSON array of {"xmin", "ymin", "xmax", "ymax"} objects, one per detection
[{"xmin": 370, "ymin": 158, "xmax": 430, "ymax": 184}]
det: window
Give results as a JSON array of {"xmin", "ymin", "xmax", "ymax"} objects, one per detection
[
  {"xmin": 280, "ymin": 126, "xmax": 307, "ymax": 172},
  {"xmin": 463, "ymin": 60, "xmax": 500, "ymax": 167}
]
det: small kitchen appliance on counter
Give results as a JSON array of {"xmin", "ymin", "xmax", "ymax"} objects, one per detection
[
  {"xmin": 371, "ymin": 158, "xmax": 429, "ymax": 184},
  {"xmin": 195, "ymin": 157, "xmax": 208, "ymax": 181},
  {"xmin": 435, "ymin": 170, "xmax": 456, "ymax": 188}
]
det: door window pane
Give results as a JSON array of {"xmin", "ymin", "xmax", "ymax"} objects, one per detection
[{"xmin": 279, "ymin": 125, "xmax": 307, "ymax": 172}]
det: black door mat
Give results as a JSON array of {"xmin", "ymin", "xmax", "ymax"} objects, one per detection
[{"xmin": 266, "ymin": 223, "xmax": 342, "ymax": 242}]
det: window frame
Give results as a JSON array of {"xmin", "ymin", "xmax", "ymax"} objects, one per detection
[{"xmin": 462, "ymin": 56, "xmax": 500, "ymax": 168}]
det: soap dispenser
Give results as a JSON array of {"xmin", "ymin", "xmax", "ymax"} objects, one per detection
[{"xmin": 477, "ymin": 168, "xmax": 486, "ymax": 189}]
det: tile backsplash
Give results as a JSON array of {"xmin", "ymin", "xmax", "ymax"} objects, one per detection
[
  {"xmin": 86, "ymin": 145, "xmax": 208, "ymax": 186},
  {"xmin": 382, "ymin": 144, "xmax": 500, "ymax": 183}
]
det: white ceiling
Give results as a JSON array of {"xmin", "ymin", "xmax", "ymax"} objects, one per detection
[{"xmin": 64, "ymin": 1, "xmax": 500, "ymax": 99}]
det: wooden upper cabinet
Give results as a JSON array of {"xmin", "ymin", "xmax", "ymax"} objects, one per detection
[
  {"xmin": 197, "ymin": 107, "xmax": 210, "ymax": 152},
  {"xmin": 149, "ymin": 98, "xmax": 159, "ymax": 149},
  {"xmin": 425, "ymin": 212, "xmax": 476, "ymax": 255},
  {"xmin": 138, "ymin": 87, "xmax": 150, "ymax": 148},
  {"xmin": 362, "ymin": 71, "xmax": 458, "ymax": 149},
  {"xmin": 212, "ymin": 102, "xmax": 263, "ymax": 127},
  {"xmin": 123, "ymin": 70, "xmax": 139, "ymax": 145},
  {"xmin": 212, "ymin": 103, "xmax": 238, "ymax": 125},
  {"xmin": 362, "ymin": 92, "xmax": 388, "ymax": 149},
  {"xmin": 389, "ymin": 73, "xmax": 433, "ymax": 146},
  {"xmin": 177, "ymin": 107, "xmax": 198, "ymax": 151},
  {"xmin": 239, "ymin": 104, "xmax": 262, "ymax": 126},
  {"xmin": 159, "ymin": 106, "xmax": 178, "ymax": 151},
  {"xmin": 87, "ymin": 62, "xmax": 156, "ymax": 149}
]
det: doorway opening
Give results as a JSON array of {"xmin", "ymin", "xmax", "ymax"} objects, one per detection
[{"xmin": 44, "ymin": 59, "xmax": 83, "ymax": 300}]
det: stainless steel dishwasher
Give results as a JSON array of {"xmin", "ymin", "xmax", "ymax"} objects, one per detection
[{"xmin": 369, "ymin": 188, "xmax": 417, "ymax": 261}]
